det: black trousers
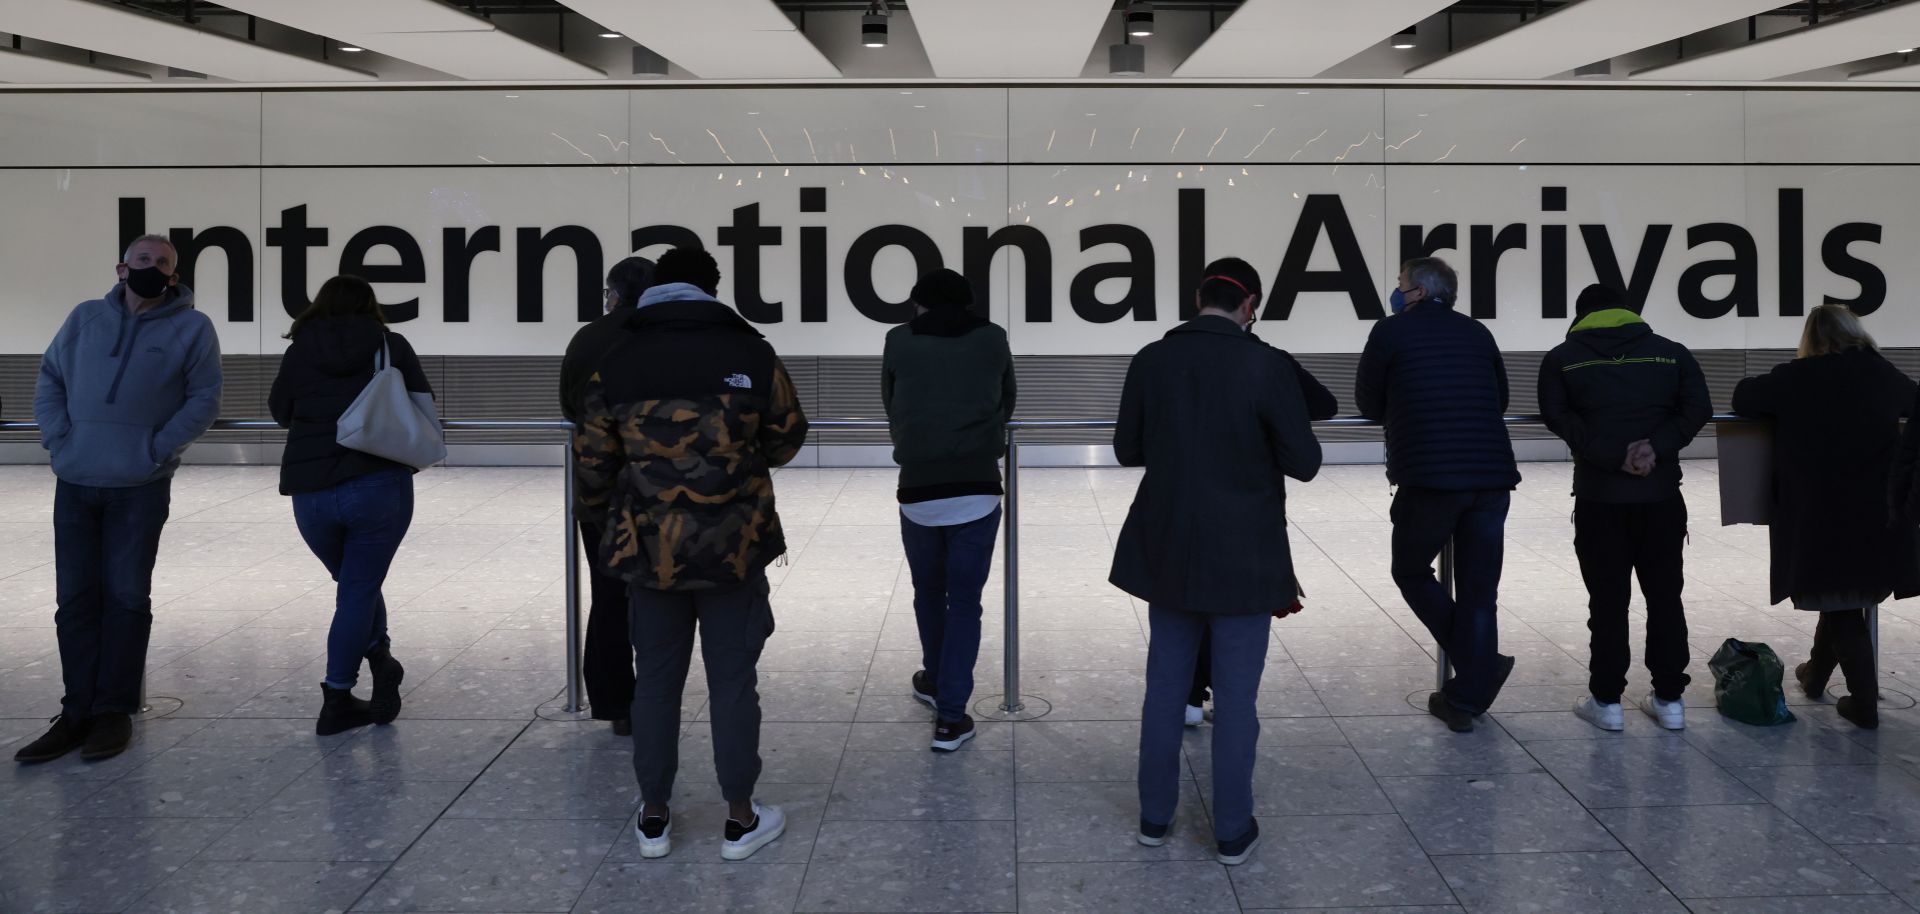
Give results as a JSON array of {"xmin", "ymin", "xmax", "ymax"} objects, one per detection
[
  {"xmin": 1573, "ymin": 496, "xmax": 1690, "ymax": 704},
  {"xmin": 1806, "ymin": 609, "xmax": 1877, "ymax": 701},
  {"xmin": 630, "ymin": 573, "xmax": 773, "ymax": 805},
  {"xmin": 579, "ymin": 522, "xmax": 635, "ymax": 721}
]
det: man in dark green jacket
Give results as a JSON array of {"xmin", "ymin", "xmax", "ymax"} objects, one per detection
[
  {"xmin": 1538, "ymin": 283, "xmax": 1710, "ymax": 733},
  {"xmin": 882, "ymin": 268, "xmax": 1015, "ymax": 752}
]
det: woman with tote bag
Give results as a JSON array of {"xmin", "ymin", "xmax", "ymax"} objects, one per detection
[
  {"xmin": 270, "ymin": 275, "xmax": 438, "ymax": 735},
  {"xmin": 1731, "ymin": 304, "xmax": 1919, "ymax": 730}
]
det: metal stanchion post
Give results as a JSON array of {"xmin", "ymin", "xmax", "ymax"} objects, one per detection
[
  {"xmin": 1868, "ymin": 604, "xmax": 1881, "ymax": 703},
  {"xmin": 1000, "ymin": 429, "xmax": 1024, "ymax": 715},
  {"xmin": 562, "ymin": 439, "xmax": 585, "ymax": 715},
  {"xmin": 1435, "ymin": 539, "xmax": 1454, "ymax": 694}
]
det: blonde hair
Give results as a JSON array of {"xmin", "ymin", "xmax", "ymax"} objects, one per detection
[{"xmin": 1797, "ymin": 304, "xmax": 1878, "ymax": 359}]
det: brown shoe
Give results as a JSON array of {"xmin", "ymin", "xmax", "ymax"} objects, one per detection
[{"xmin": 1794, "ymin": 662, "xmax": 1827, "ymax": 700}]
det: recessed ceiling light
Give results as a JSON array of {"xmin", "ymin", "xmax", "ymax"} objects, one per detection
[
  {"xmin": 1392, "ymin": 26, "xmax": 1417, "ymax": 50},
  {"xmin": 598, "ymin": 32, "xmax": 622, "ymax": 39},
  {"xmin": 339, "ymin": 46, "xmax": 365, "ymax": 52}
]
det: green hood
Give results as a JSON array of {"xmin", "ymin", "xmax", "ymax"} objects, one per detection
[{"xmin": 1570, "ymin": 308, "xmax": 1646, "ymax": 333}]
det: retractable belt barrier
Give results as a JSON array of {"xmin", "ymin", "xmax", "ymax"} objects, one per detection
[{"xmin": 12, "ymin": 414, "xmax": 1864, "ymax": 723}]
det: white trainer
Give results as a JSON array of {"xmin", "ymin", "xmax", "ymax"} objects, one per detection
[
  {"xmin": 1639, "ymin": 692, "xmax": 1686, "ymax": 730},
  {"xmin": 635, "ymin": 815, "xmax": 672, "ymax": 859},
  {"xmin": 1184, "ymin": 704, "xmax": 1205, "ymax": 727},
  {"xmin": 1574, "ymin": 696, "xmax": 1624, "ymax": 732},
  {"xmin": 720, "ymin": 802, "xmax": 786, "ymax": 861}
]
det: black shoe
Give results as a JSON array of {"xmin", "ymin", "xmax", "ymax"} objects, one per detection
[
  {"xmin": 1837, "ymin": 695, "xmax": 1879, "ymax": 730},
  {"xmin": 365, "ymin": 647, "xmax": 405, "ymax": 725},
  {"xmin": 80, "ymin": 712, "xmax": 132, "ymax": 762},
  {"xmin": 911, "ymin": 671, "xmax": 937, "ymax": 709},
  {"xmin": 317, "ymin": 685, "xmax": 375, "ymax": 736},
  {"xmin": 611, "ymin": 718, "xmax": 633, "ymax": 737},
  {"xmin": 13, "ymin": 715, "xmax": 89, "ymax": 764},
  {"xmin": 1487, "ymin": 653, "xmax": 1517, "ymax": 703},
  {"xmin": 931, "ymin": 715, "xmax": 976, "ymax": 753},
  {"xmin": 1216, "ymin": 818, "xmax": 1260, "ymax": 866},
  {"xmin": 1795, "ymin": 662, "xmax": 1827, "ymax": 700},
  {"xmin": 1137, "ymin": 819, "xmax": 1170, "ymax": 848},
  {"xmin": 1428, "ymin": 692, "xmax": 1474, "ymax": 733}
]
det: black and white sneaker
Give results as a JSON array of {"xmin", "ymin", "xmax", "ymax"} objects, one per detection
[
  {"xmin": 720, "ymin": 803, "xmax": 786, "ymax": 861},
  {"xmin": 1137, "ymin": 819, "xmax": 1170, "ymax": 848},
  {"xmin": 636, "ymin": 813, "xmax": 671, "ymax": 859},
  {"xmin": 911, "ymin": 671, "xmax": 937, "ymax": 709},
  {"xmin": 1216, "ymin": 818, "xmax": 1260, "ymax": 866},
  {"xmin": 931, "ymin": 715, "xmax": 976, "ymax": 752}
]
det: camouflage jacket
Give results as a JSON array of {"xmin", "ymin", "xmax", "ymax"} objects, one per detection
[{"xmin": 575, "ymin": 294, "xmax": 809, "ymax": 591}]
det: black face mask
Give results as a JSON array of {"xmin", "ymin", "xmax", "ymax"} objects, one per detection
[{"xmin": 124, "ymin": 266, "xmax": 171, "ymax": 300}]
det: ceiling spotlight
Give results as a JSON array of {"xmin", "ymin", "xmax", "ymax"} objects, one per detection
[
  {"xmin": 1902, "ymin": 47, "xmax": 1918, "ymax": 53},
  {"xmin": 1575, "ymin": 59, "xmax": 1611, "ymax": 78},
  {"xmin": 598, "ymin": 32, "xmax": 622, "ymax": 39},
  {"xmin": 338, "ymin": 45, "xmax": 364, "ymax": 52},
  {"xmin": 632, "ymin": 45, "xmax": 668, "ymax": 77},
  {"xmin": 1110, "ymin": 42, "xmax": 1146, "ymax": 75},
  {"xmin": 863, "ymin": 1, "xmax": 890, "ymax": 48},
  {"xmin": 1392, "ymin": 26, "xmax": 1417, "ymax": 50},
  {"xmin": 1126, "ymin": 2, "xmax": 1155, "ymax": 38}
]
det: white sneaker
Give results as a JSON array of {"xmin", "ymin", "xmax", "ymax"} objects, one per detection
[
  {"xmin": 1639, "ymin": 692, "xmax": 1686, "ymax": 730},
  {"xmin": 636, "ymin": 814, "xmax": 671, "ymax": 859},
  {"xmin": 1184, "ymin": 704, "xmax": 1205, "ymax": 727},
  {"xmin": 1574, "ymin": 696, "xmax": 1624, "ymax": 732},
  {"xmin": 720, "ymin": 802, "xmax": 786, "ymax": 861}
]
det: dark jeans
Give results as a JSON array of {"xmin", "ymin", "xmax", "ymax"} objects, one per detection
[
  {"xmin": 579, "ymin": 522, "xmax": 634, "ymax": 721},
  {"xmin": 1390, "ymin": 487, "xmax": 1510, "ymax": 714},
  {"xmin": 1574, "ymin": 496, "xmax": 1691, "ymax": 704},
  {"xmin": 1807, "ymin": 609, "xmax": 1877, "ymax": 701},
  {"xmin": 1141, "ymin": 606, "xmax": 1270, "ymax": 844},
  {"xmin": 53, "ymin": 478, "xmax": 171, "ymax": 718},
  {"xmin": 630, "ymin": 572, "xmax": 774, "ymax": 806},
  {"xmin": 901, "ymin": 507, "xmax": 1001, "ymax": 722},
  {"xmin": 292, "ymin": 469, "xmax": 413, "ymax": 689}
]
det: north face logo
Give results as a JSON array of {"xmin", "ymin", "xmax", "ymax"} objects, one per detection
[{"xmin": 724, "ymin": 373, "xmax": 752, "ymax": 389}]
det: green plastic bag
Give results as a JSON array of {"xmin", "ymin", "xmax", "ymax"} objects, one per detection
[{"xmin": 1709, "ymin": 638, "xmax": 1796, "ymax": 726}]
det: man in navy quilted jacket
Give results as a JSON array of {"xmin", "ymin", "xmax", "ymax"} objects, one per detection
[{"xmin": 1355, "ymin": 256, "xmax": 1518, "ymax": 733}]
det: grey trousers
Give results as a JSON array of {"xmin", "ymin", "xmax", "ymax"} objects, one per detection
[{"xmin": 629, "ymin": 572, "xmax": 774, "ymax": 806}]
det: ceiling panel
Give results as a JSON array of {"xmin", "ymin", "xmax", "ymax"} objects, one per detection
[
  {"xmin": 909, "ymin": 0, "xmax": 1110, "ymax": 78},
  {"xmin": 0, "ymin": 0, "xmax": 371, "ymax": 82},
  {"xmin": 0, "ymin": 46, "xmax": 150, "ymax": 83},
  {"xmin": 1850, "ymin": 58, "xmax": 1920, "ymax": 81},
  {"xmin": 217, "ymin": 0, "xmax": 603, "ymax": 80},
  {"xmin": 1175, "ymin": 0, "xmax": 1453, "ymax": 77},
  {"xmin": 1410, "ymin": 0, "xmax": 1780, "ymax": 80},
  {"xmin": 554, "ymin": 0, "xmax": 839, "ymax": 79},
  {"xmin": 1636, "ymin": 1, "xmax": 1920, "ymax": 80}
]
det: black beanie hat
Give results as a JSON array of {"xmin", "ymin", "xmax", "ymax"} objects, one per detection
[
  {"xmin": 911, "ymin": 269, "xmax": 974, "ymax": 311},
  {"xmin": 1575, "ymin": 283, "xmax": 1627, "ymax": 317}
]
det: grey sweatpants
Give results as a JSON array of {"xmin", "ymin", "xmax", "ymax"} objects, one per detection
[{"xmin": 629, "ymin": 572, "xmax": 774, "ymax": 805}]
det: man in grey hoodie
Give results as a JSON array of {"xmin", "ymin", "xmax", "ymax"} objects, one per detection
[{"xmin": 16, "ymin": 234, "xmax": 222, "ymax": 764}]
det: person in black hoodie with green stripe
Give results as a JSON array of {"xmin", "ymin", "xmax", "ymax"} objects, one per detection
[
  {"xmin": 882, "ymin": 269, "xmax": 1015, "ymax": 753},
  {"xmin": 1538, "ymin": 283, "xmax": 1710, "ymax": 733}
]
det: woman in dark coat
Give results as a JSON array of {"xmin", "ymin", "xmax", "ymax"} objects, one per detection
[
  {"xmin": 269, "ymin": 275, "xmax": 434, "ymax": 736},
  {"xmin": 1731, "ymin": 304, "xmax": 1918, "ymax": 729}
]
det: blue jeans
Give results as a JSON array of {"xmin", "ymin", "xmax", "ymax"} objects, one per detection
[
  {"xmin": 292, "ymin": 469, "xmax": 413, "ymax": 689},
  {"xmin": 1390, "ymin": 487, "xmax": 1510, "ymax": 714},
  {"xmin": 53, "ymin": 478, "xmax": 171, "ymax": 718},
  {"xmin": 1140, "ymin": 606, "xmax": 1271, "ymax": 844},
  {"xmin": 901, "ymin": 507, "xmax": 1001, "ymax": 722}
]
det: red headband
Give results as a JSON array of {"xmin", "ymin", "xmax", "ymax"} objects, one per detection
[{"xmin": 1203, "ymin": 275, "xmax": 1251, "ymax": 296}]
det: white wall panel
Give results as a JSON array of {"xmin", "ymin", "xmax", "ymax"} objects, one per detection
[
  {"xmin": 630, "ymin": 88, "xmax": 1008, "ymax": 165},
  {"xmin": 1011, "ymin": 87, "xmax": 1384, "ymax": 164},
  {"xmin": 1743, "ymin": 91, "xmax": 1920, "ymax": 163},
  {"xmin": 256, "ymin": 167, "xmax": 629, "ymax": 356},
  {"xmin": 262, "ymin": 90, "xmax": 628, "ymax": 167},
  {"xmin": 0, "ymin": 168, "xmax": 263, "ymax": 356},
  {"xmin": 1743, "ymin": 165, "xmax": 1920, "ymax": 346},
  {"xmin": 1384, "ymin": 90, "xmax": 1745, "ymax": 164},
  {"xmin": 0, "ymin": 92, "xmax": 261, "ymax": 167}
]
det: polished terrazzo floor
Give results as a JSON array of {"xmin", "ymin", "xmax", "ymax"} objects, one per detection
[{"xmin": 2, "ymin": 461, "xmax": 1919, "ymax": 914}]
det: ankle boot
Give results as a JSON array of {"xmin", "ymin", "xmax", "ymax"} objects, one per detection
[
  {"xmin": 318, "ymin": 685, "xmax": 375, "ymax": 736},
  {"xmin": 1836, "ymin": 694, "xmax": 1879, "ymax": 730},
  {"xmin": 364, "ymin": 646, "xmax": 405, "ymax": 725}
]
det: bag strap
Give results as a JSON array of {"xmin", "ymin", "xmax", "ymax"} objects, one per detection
[{"xmin": 374, "ymin": 335, "xmax": 391, "ymax": 372}]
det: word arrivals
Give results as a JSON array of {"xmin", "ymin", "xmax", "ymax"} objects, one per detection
[{"xmin": 119, "ymin": 185, "xmax": 1883, "ymax": 327}]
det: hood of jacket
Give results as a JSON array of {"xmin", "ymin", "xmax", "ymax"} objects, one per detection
[
  {"xmin": 1568, "ymin": 308, "xmax": 1655, "ymax": 359},
  {"xmin": 908, "ymin": 307, "xmax": 990, "ymax": 338},
  {"xmin": 636, "ymin": 282, "xmax": 719, "ymax": 309},
  {"xmin": 103, "ymin": 281, "xmax": 196, "ymax": 322},
  {"xmin": 625, "ymin": 287, "xmax": 763, "ymax": 338},
  {"xmin": 289, "ymin": 315, "xmax": 388, "ymax": 378}
]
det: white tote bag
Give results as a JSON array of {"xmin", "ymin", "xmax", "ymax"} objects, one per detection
[{"xmin": 335, "ymin": 337, "xmax": 447, "ymax": 469}]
